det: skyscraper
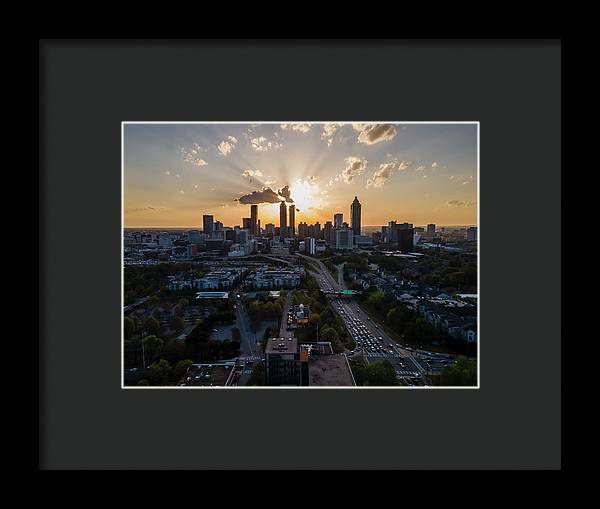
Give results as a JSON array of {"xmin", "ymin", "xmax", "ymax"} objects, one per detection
[
  {"xmin": 289, "ymin": 204, "xmax": 295, "ymax": 235},
  {"xmin": 203, "ymin": 215, "xmax": 214, "ymax": 235},
  {"xmin": 323, "ymin": 221, "xmax": 333, "ymax": 245},
  {"xmin": 250, "ymin": 205, "xmax": 258, "ymax": 235},
  {"xmin": 350, "ymin": 196, "xmax": 361, "ymax": 236},
  {"xmin": 333, "ymin": 213, "xmax": 343, "ymax": 229},
  {"xmin": 279, "ymin": 201, "xmax": 287, "ymax": 237},
  {"xmin": 427, "ymin": 223, "xmax": 436, "ymax": 236}
]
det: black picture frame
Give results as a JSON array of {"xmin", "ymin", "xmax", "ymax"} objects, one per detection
[{"xmin": 38, "ymin": 38, "xmax": 563, "ymax": 470}]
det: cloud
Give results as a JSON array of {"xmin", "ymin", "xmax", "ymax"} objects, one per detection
[
  {"xmin": 264, "ymin": 180, "xmax": 275, "ymax": 186},
  {"xmin": 242, "ymin": 168, "xmax": 264, "ymax": 178},
  {"xmin": 126, "ymin": 206, "xmax": 168, "ymax": 212},
  {"xmin": 449, "ymin": 175, "xmax": 455, "ymax": 180},
  {"xmin": 415, "ymin": 165, "xmax": 426, "ymax": 172},
  {"xmin": 341, "ymin": 156, "xmax": 368, "ymax": 184},
  {"xmin": 446, "ymin": 200, "xmax": 475, "ymax": 207},
  {"xmin": 321, "ymin": 123, "xmax": 343, "ymax": 146},
  {"xmin": 217, "ymin": 136, "xmax": 238, "ymax": 156},
  {"xmin": 179, "ymin": 144, "xmax": 209, "ymax": 166},
  {"xmin": 250, "ymin": 136, "xmax": 283, "ymax": 152},
  {"xmin": 352, "ymin": 123, "xmax": 397, "ymax": 145},
  {"xmin": 366, "ymin": 160, "xmax": 409, "ymax": 188},
  {"xmin": 165, "ymin": 170, "xmax": 171, "ymax": 175},
  {"xmin": 462, "ymin": 180, "xmax": 471, "ymax": 185},
  {"xmin": 431, "ymin": 161, "xmax": 439, "ymax": 168},
  {"xmin": 280, "ymin": 123, "xmax": 312, "ymax": 133},
  {"xmin": 277, "ymin": 185, "xmax": 294, "ymax": 202},
  {"xmin": 237, "ymin": 187, "xmax": 283, "ymax": 205}
]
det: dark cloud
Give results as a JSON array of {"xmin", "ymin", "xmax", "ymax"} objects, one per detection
[
  {"xmin": 237, "ymin": 187, "xmax": 282, "ymax": 205},
  {"xmin": 277, "ymin": 185, "xmax": 294, "ymax": 203},
  {"xmin": 354, "ymin": 123, "xmax": 397, "ymax": 145}
]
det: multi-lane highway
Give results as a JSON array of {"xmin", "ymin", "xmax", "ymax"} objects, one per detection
[{"xmin": 294, "ymin": 253, "xmax": 427, "ymax": 384}]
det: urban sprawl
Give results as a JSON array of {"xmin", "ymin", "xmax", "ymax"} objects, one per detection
[{"xmin": 124, "ymin": 196, "xmax": 478, "ymax": 387}]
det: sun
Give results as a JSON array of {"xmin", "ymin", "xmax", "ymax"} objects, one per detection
[{"xmin": 289, "ymin": 177, "xmax": 327, "ymax": 222}]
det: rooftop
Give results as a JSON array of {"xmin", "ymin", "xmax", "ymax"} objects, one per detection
[
  {"xmin": 308, "ymin": 354, "xmax": 355, "ymax": 386},
  {"xmin": 265, "ymin": 337, "xmax": 298, "ymax": 354}
]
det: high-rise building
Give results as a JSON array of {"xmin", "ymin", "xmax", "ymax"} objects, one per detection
[
  {"xmin": 427, "ymin": 223, "xmax": 436, "ymax": 236},
  {"xmin": 250, "ymin": 205, "xmax": 258, "ymax": 235},
  {"xmin": 265, "ymin": 337, "xmax": 300, "ymax": 386},
  {"xmin": 387, "ymin": 221, "xmax": 396, "ymax": 243},
  {"xmin": 203, "ymin": 215, "xmax": 214, "ymax": 235},
  {"xmin": 214, "ymin": 220, "xmax": 224, "ymax": 231},
  {"xmin": 398, "ymin": 228, "xmax": 414, "ymax": 252},
  {"xmin": 279, "ymin": 201, "xmax": 287, "ymax": 236},
  {"xmin": 306, "ymin": 237, "xmax": 316, "ymax": 255},
  {"xmin": 334, "ymin": 213, "xmax": 343, "ymax": 229},
  {"xmin": 265, "ymin": 223, "xmax": 275, "ymax": 236},
  {"xmin": 323, "ymin": 221, "xmax": 333, "ymax": 244},
  {"xmin": 289, "ymin": 204, "xmax": 295, "ymax": 235},
  {"xmin": 242, "ymin": 217, "xmax": 252, "ymax": 231},
  {"xmin": 467, "ymin": 226, "xmax": 477, "ymax": 242},
  {"xmin": 335, "ymin": 227, "xmax": 354, "ymax": 250},
  {"xmin": 298, "ymin": 222, "xmax": 309, "ymax": 240},
  {"xmin": 350, "ymin": 196, "xmax": 361, "ymax": 236},
  {"xmin": 309, "ymin": 222, "xmax": 321, "ymax": 239}
]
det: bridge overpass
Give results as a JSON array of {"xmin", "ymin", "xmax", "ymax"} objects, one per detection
[{"xmin": 320, "ymin": 289, "xmax": 362, "ymax": 297}]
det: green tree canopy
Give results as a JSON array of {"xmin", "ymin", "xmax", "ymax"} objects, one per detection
[
  {"xmin": 124, "ymin": 317, "xmax": 135, "ymax": 340},
  {"xmin": 143, "ymin": 316, "xmax": 161, "ymax": 336},
  {"xmin": 146, "ymin": 359, "xmax": 172, "ymax": 386}
]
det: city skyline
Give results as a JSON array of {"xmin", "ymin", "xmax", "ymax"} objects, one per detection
[{"xmin": 124, "ymin": 122, "xmax": 478, "ymax": 228}]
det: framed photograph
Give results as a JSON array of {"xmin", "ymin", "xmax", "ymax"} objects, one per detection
[
  {"xmin": 122, "ymin": 121, "xmax": 479, "ymax": 389},
  {"xmin": 39, "ymin": 39, "xmax": 562, "ymax": 470}
]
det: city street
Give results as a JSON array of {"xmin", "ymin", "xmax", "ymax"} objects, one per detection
[{"xmin": 234, "ymin": 292, "xmax": 258, "ymax": 356}]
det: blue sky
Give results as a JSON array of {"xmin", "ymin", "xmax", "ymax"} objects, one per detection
[{"xmin": 124, "ymin": 122, "xmax": 477, "ymax": 228}]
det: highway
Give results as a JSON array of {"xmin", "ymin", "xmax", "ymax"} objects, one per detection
[{"xmin": 294, "ymin": 252, "xmax": 427, "ymax": 384}]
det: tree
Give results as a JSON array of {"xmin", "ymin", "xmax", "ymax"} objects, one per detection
[
  {"xmin": 124, "ymin": 317, "xmax": 135, "ymax": 340},
  {"xmin": 438, "ymin": 359, "xmax": 477, "ymax": 386},
  {"xmin": 386, "ymin": 306, "xmax": 411, "ymax": 334},
  {"xmin": 309, "ymin": 313, "xmax": 321, "ymax": 326},
  {"xmin": 144, "ymin": 335, "xmax": 164, "ymax": 363},
  {"xmin": 171, "ymin": 316, "xmax": 185, "ymax": 334},
  {"xmin": 146, "ymin": 359, "xmax": 172, "ymax": 386},
  {"xmin": 171, "ymin": 359, "xmax": 193, "ymax": 383},
  {"xmin": 319, "ymin": 326, "xmax": 339, "ymax": 343},
  {"xmin": 368, "ymin": 291, "xmax": 386, "ymax": 306},
  {"xmin": 366, "ymin": 360, "xmax": 398, "ymax": 386},
  {"xmin": 143, "ymin": 316, "xmax": 161, "ymax": 336}
]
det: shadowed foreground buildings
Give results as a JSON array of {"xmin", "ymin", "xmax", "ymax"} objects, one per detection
[{"xmin": 265, "ymin": 337, "xmax": 355, "ymax": 386}]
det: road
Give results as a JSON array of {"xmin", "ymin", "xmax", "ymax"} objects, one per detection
[
  {"xmin": 294, "ymin": 252, "xmax": 427, "ymax": 384},
  {"xmin": 234, "ymin": 292, "xmax": 258, "ymax": 356},
  {"xmin": 279, "ymin": 290, "xmax": 293, "ymax": 338}
]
